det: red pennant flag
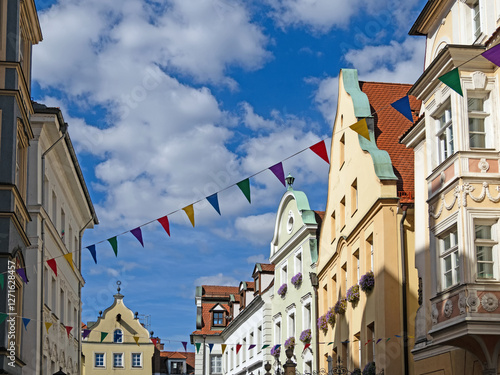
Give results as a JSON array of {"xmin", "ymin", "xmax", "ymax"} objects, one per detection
[
  {"xmin": 309, "ymin": 140, "xmax": 329, "ymax": 164},
  {"xmin": 236, "ymin": 344, "xmax": 242, "ymax": 354},
  {"xmin": 158, "ymin": 216, "xmax": 170, "ymax": 236},
  {"xmin": 303, "ymin": 343, "xmax": 311, "ymax": 352},
  {"xmin": 152, "ymin": 338, "xmax": 158, "ymax": 347},
  {"xmin": 47, "ymin": 258, "xmax": 57, "ymax": 277},
  {"xmin": 65, "ymin": 326, "xmax": 73, "ymax": 338}
]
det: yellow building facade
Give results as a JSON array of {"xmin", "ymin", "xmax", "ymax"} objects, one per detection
[
  {"xmin": 82, "ymin": 287, "xmax": 154, "ymax": 374},
  {"xmin": 317, "ymin": 69, "xmax": 419, "ymax": 374}
]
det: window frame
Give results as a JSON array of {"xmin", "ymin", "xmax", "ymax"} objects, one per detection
[
  {"xmin": 435, "ymin": 103, "xmax": 454, "ymax": 164},
  {"xmin": 132, "ymin": 352, "xmax": 142, "ymax": 368},
  {"xmin": 467, "ymin": 91, "xmax": 492, "ymax": 150},
  {"xmin": 474, "ymin": 220, "xmax": 498, "ymax": 280},
  {"xmin": 94, "ymin": 353, "xmax": 105, "ymax": 368},
  {"xmin": 437, "ymin": 224, "xmax": 460, "ymax": 290},
  {"xmin": 211, "ymin": 354, "xmax": 222, "ymax": 374},
  {"xmin": 212, "ymin": 311, "xmax": 224, "ymax": 327}
]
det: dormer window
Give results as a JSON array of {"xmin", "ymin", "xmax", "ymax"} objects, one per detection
[
  {"xmin": 213, "ymin": 312, "xmax": 224, "ymax": 326},
  {"xmin": 113, "ymin": 329, "xmax": 123, "ymax": 343}
]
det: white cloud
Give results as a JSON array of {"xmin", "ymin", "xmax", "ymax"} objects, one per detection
[
  {"xmin": 240, "ymin": 102, "xmax": 276, "ymax": 131},
  {"xmin": 235, "ymin": 212, "xmax": 276, "ymax": 246},
  {"xmin": 194, "ymin": 273, "xmax": 239, "ymax": 286},
  {"xmin": 246, "ymin": 254, "xmax": 267, "ymax": 264}
]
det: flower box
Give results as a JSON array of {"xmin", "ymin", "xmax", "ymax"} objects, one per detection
[
  {"xmin": 291, "ymin": 272, "xmax": 302, "ymax": 287},
  {"xmin": 326, "ymin": 307, "xmax": 335, "ymax": 327},
  {"xmin": 277, "ymin": 283, "xmax": 287, "ymax": 297},
  {"xmin": 347, "ymin": 284, "xmax": 360, "ymax": 304},
  {"xmin": 299, "ymin": 329, "xmax": 311, "ymax": 344},
  {"xmin": 270, "ymin": 345, "xmax": 281, "ymax": 357},
  {"xmin": 334, "ymin": 297, "xmax": 347, "ymax": 315},
  {"xmin": 284, "ymin": 337, "xmax": 295, "ymax": 349},
  {"xmin": 317, "ymin": 314, "xmax": 328, "ymax": 334},
  {"xmin": 359, "ymin": 271, "xmax": 375, "ymax": 293}
]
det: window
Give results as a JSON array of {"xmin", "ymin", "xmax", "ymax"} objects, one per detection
[
  {"xmin": 95, "ymin": 353, "xmax": 104, "ymax": 368},
  {"xmin": 471, "ymin": 0, "xmax": 481, "ymax": 39},
  {"xmin": 342, "ymin": 263, "xmax": 347, "ymax": 293},
  {"xmin": 113, "ymin": 329, "xmax": 123, "ymax": 343},
  {"xmin": 340, "ymin": 134, "xmax": 345, "ymax": 169},
  {"xmin": 132, "ymin": 353, "xmax": 142, "ymax": 368},
  {"xmin": 288, "ymin": 312, "xmax": 295, "ymax": 337},
  {"xmin": 340, "ymin": 197, "xmax": 346, "ymax": 229},
  {"xmin": 304, "ymin": 303, "xmax": 311, "ymax": 330},
  {"xmin": 367, "ymin": 236, "xmax": 374, "ymax": 272},
  {"xmin": 354, "ymin": 251, "xmax": 360, "ymax": 282},
  {"xmin": 211, "ymin": 355, "xmax": 222, "ymax": 374},
  {"xmin": 213, "ymin": 312, "xmax": 224, "ymax": 326},
  {"xmin": 60, "ymin": 289, "xmax": 64, "ymax": 322},
  {"xmin": 468, "ymin": 95, "xmax": 490, "ymax": 149},
  {"xmin": 257, "ymin": 326, "xmax": 262, "ymax": 352},
  {"xmin": 52, "ymin": 191, "xmax": 57, "ymax": 224},
  {"xmin": 295, "ymin": 251, "xmax": 302, "ymax": 275},
  {"xmin": 351, "ymin": 179, "xmax": 358, "ymax": 215},
  {"xmin": 171, "ymin": 361, "xmax": 183, "ymax": 374},
  {"xmin": 367, "ymin": 323, "xmax": 375, "ymax": 363},
  {"xmin": 438, "ymin": 226, "xmax": 460, "ymax": 289},
  {"xmin": 354, "ymin": 332, "xmax": 361, "ymax": 368},
  {"xmin": 436, "ymin": 105, "xmax": 454, "ymax": 163},
  {"xmin": 249, "ymin": 331, "xmax": 254, "ymax": 358},
  {"xmin": 51, "ymin": 277, "xmax": 56, "ymax": 311},
  {"xmin": 275, "ymin": 320, "xmax": 281, "ymax": 345},
  {"xmin": 281, "ymin": 264, "xmax": 288, "ymax": 285},
  {"xmin": 61, "ymin": 208, "xmax": 65, "ymax": 240},
  {"xmin": 475, "ymin": 223, "xmax": 497, "ymax": 279},
  {"xmin": 331, "ymin": 211, "xmax": 336, "ymax": 243},
  {"xmin": 113, "ymin": 353, "xmax": 123, "ymax": 368}
]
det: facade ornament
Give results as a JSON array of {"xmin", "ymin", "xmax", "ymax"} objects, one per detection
[
  {"xmin": 467, "ymin": 290, "xmax": 479, "ymax": 313},
  {"xmin": 431, "ymin": 304, "xmax": 439, "ymax": 325},
  {"xmin": 444, "ymin": 299, "xmax": 453, "ymax": 318},
  {"xmin": 481, "ymin": 293, "xmax": 499, "ymax": 312},
  {"xmin": 472, "ymin": 71, "xmax": 487, "ymax": 89},
  {"xmin": 478, "ymin": 158, "xmax": 490, "ymax": 173},
  {"xmin": 458, "ymin": 291, "xmax": 466, "ymax": 314}
]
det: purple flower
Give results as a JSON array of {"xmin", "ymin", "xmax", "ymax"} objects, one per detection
[
  {"xmin": 277, "ymin": 283, "xmax": 287, "ymax": 297},
  {"xmin": 317, "ymin": 314, "xmax": 328, "ymax": 334},
  {"xmin": 291, "ymin": 273, "xmax": 302, "ymax": 287},
  {"xmin": 347, "ymin": 284, "xmax": 360, "ymax": 304},
  {"xmin": 284, "ymin": 337, "xmax": 295, "ymax": 349},
  {"xmin": 299, "ymin": 329, "xmax": 311, "ymax": 343},
  {"xmin": 270, "ymin": 345, "xmax": 281, "ymax": 357},
  {"xmin": 334, "ymin": 297, "xmax": 347, "ymax": 315},
  {"xmin": 359, "ymin": 271, "xmax": 375, "ymax": 293},
  {"xmin": 326, "ymin": 307, "xmax": 335, "ymax": 326}
]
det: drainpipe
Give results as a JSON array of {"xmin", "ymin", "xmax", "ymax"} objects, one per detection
[
  {"xmin": 203, "ymin": 334, "xmax": 207, "ymax": 375},
  {"xmin": 399, "ymin": 206, "xmax": 409, "ymax": 375},
  {"xmin": 39, "ymin": 124, "xmax": 67, "ymax": 374},
  {"xmin": 309, "ymin": 272, "xmax": 319, "ymax": 373}
]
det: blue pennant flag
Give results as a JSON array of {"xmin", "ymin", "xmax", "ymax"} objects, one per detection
[
  {"xmin": 390, "ymin": 96, "xmax": 413, "ymax": 123},
  {"xmin": 87, "ymin": 245, "xmax": 97, "ymax": 264},
  {"xmin": 206, "ymin": 193, "xmax": 221, "ymax": 215}
]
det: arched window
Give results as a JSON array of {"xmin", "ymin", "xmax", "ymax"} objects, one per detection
[{"xmin": 113, "ymin": 329, "xmax": 123, "ymax": 343}]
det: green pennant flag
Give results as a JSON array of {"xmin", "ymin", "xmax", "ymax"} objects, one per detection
[
  {"xmin": 327, "ymin": 342, "xmax": 334, "ymax": 346},
  {"xmin": 0, "ymin": 274, "xmax": 4, "ymax": 290},
  {"xmin": 438, "ymin": 67, "xmax": 463, "ymax": 96},
  {"xmin": 386, "ymin": 338, "xmax": 391, "ymax": 342},
  {"xmin": 100, "ymin": 332, "xmax": 108, "ymax": 342},
  {"xmin": 0, "ymin": 313, "xmax": 7, "ymax": 324},
  {"xmin": 261, "ymin": 344, "xmax": 270, "ymax": 350},
  {"xmin": 195, "ymin": 343, "xmax": 201, "ymax": 353},
  {"xmin": 107, "ymin": 237, "xmax": 118, "ymax": 257},
  {"xmin": 236, "ymin": 179, "xmax": 251, "ymax": 204}
]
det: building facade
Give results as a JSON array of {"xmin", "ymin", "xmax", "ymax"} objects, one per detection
[
  {"xmin": 317, "ymin": 69, "xmax": 420, "ymax": 374},
  {"xmin": 402, "ymin": 0, "xmax": 500, "ymax": 374},
  {"xmin": 269, "ymin": 182, "xmax": 322, "ymax": 375},
  {"xmin": 0, "ymin": 0, "xmax": 42, "ymax": 372},
  {"xmin": 82, "ymin": 287, "xmax": 155, "ymax": 374}
]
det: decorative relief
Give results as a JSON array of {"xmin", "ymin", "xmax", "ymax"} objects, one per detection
[
  {"xmin": 467, "ymin": 290, "xmax": 479, "ymax": 313},
  {"xmin": 481, "ymin": 293, "xmax": 499, "ymax": 312},
  {"xmin": 472, "ymin": 71, "xmax": 487, "ymax": 90},
  {"xmin": 430, "ymin": 182, "xmax": 500, "ymax": 219},
  {"xmin": 444, "ymin": 299, "xmax": 453, "ymax": 318},
  {"xmin": 431, "ymin": 304, "xmax": 439, "ymax": 324},
  {"xmin": 478, "ymin": 158, "xmax": 490, "ymax": 173},
  {"xmin": 459, "ymin": 291, "xmax": 466, "ymax": 314}
]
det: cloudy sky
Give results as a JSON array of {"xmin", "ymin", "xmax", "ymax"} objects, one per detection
[{"xmin": 32, "ymin": 0, "xmax": 427, "ymax": 350}]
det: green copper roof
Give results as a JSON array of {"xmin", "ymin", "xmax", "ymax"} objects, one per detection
[{"xmin": 289, "ymin": 190, "xmax": 317, "ymax": 225}]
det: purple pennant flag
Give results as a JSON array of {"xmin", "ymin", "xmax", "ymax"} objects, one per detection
[
  {"xmin": 16, "ymin": 268, "xmax": 28, "ymax": 284},
  {"xmin": 82, "ymin": 329, "xmax": 92, "ymax": 339},
  {"xmin": 131, "ymin": 227, "xmax": 144, "ymax": 247},
  {"xmin": 482, "ymin": 43, "xmax": 500, "ymax": 67},
  {"xmin": 182, "ymin": 341, "xmax": 187, "ymax": 351},
  {"xmin": 376, "ymin": 338, "xmax": 382, "ymax": 344},
  {"xmin": 269, "ymin": 162, "xmax": 286, "ymax": 186},
  {"xmin": 248, "ymin": 344, "xmax": 256, "ymax": 350}
]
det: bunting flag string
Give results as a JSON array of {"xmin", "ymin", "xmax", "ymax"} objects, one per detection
[
  {"xmin": 481, "ymin": 43, "xmax": 500, "ymax": 66},
  {"xmin": 221, "ymin": 344, "xmax": 227, "ymax": 354},
  {"xmin": 438, "ymin": 68, "xmax": 463, "ymax": 96},
  {"xmin": 195, "ymin": 343, "xmax": 201, "ymax": 353},
  {"xmin": 350, "ymin": 119, "xmax": 370, "ymax": 141},
  {"xmin": 82, "ymin": 329, "xmax": 92, "ymax": 339},
  {"xmin": 87, "ymin": 245, "xmax": 97, "ymax": 264},
  {"xmin": 22, "ymin": 317, "xmax": 30, "ymax": 330},
  {"xmin": 309, "ymin": 140, "xmax": 330, "ymax": 164},
  {"xmin": 134, "ymin": 336, "xmax": 140, "ymax": 346},
  {"xmin": 236, "ymin": 344, "xmax": 242, "ymax": 354},
  {"xmin": 131, "ymin": 227, "xmax": 144, "ymax": 247},
  {"xmin": 47, "ymin": 258, "xmax": 57, "ymax": 276}
]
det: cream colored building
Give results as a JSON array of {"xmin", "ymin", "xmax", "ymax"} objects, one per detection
[
  {"xmin": 317, "ymin": 69, "xmax": 420, "ymax": 374},
  {"xmin": 402, "ymin": 1, "xmax": 500, "ymax": 374},
  {"xmin": 82, "ymin": 287, "xmax": 154, "ymax": 374}
]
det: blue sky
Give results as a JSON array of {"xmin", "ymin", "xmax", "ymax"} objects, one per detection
[{"xmin": 32, "ymin": 0, "xmax": 427, "ymax": 350}]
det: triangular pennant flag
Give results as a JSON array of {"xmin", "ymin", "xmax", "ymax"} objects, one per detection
[
  {"xmin": 182, "ymin": 205, "xmax": 195, "ymax": 227},
  {"xmin": 16, "ymin": 268, "xmax": 28, "ymax": 284},
  {"xmin": 328, "ymin": 342, "xmax": 334, "ymax": 346},
  {"xmin": 152, "ymin": 338, "xmax": 158, "ymax": 346},
  {"xmin": 408, "ymin": 335, "xmax": 414, "ymax": 339},
  {"xmin": 0, "ymin": 313, "xmax": 7, "ymax": 324},
  {"xmin": 310, "ymin": 140, "xmax": 330, "ymax": 164},
  {"xmin": 261, "ymin": 345, "xmax": 270, "ymax": 349},
  {"xmin": 134, "ymin": 336, "xmax": 140, "ymax": 346},
  {"xmin": 45, "ymin": 322, "xmax": 53, "ymax": 333},
  {"xmin": 303, "ymin": 343, "xmax": 311, "ymax": 352},
  {"xmin": 82, "ymin": 329, "xmax": 91, "ymax": 339},
  {"xmin": 195, "ymin": 343, "xmax": 201, "ymax": 353},
  {"xmin": 131, "ymin": 227, "xmax": 144, "ymax": 247},
  {"xmin": 376, "ymin": 339, "xmax": 382, "ymax": 344},
  {"xmin": 108, "ymin": 236, "xmax": 118, "ymax": 256},
  {"xmin": 269, "ymin": 163, "xmax": 286, "ymax": 186},
  {"xmin": 222, "ymin": 344, "xmax": 227, "ymax": 354},
  {"xmin": 438, "ymin": 67, "xmax": 463, "ymax": 96},
  {"xmin": 208, "ymin": 343, "xmax": 214, "ymax": 353},
  {"xmin": 236, "ymin": 179, "xmax": 251, "ymax": 204},
  {"xmin": 65, "ymin": 326, "xmax": 73, "ymax": 338},
  {"xmin": 182, "ymin": 341, "xmax": 188, "ymax": 351},
  {"xmin": 87, "ymin": 245, "xmax": 97, "ymax": 264},
  {"xmin": 386, "ymin": 338, "xmax": 391, "ymax": 342},
  {"xmin": 395, "ymin": 335, "xmax": 401, "ymax": 338},
  {"xmin": 100, "ymin": 332, "xmax": 108, "ymax": 342},
  {"xmin": 343, "ymin": 340, "xmax": 350, "ymax": 344},
  {"xmin": 22, "ymin": 317, "xmax": 30, "ymax": 330},
  {"xmin": 206, "ymin": 194, "xmax": 221, "ymax": 215},
  {"xmin": 248, "ymin": 344, "xmax": 256, "ymax": 350},
  {"xmin": 482, "ymin": 43, "xmax": 500, "ymax": 67},
  {"xmin": 0, "ymin": 274, "xmax": 4, "ymax": 290},
  {"xmin": 350, "ymin": 119, "xmax": 370, "ymax": 141},
  {"xmin": 236, "ymin": 344, "xmax": 242, "ymax": 354},
  {"xmin": 64, "ymin": 253, "xmax": 74, "ymax": 271},
  {"xmin": 47, "ymin": 258, "xmax": 57, "ymax": 276},
  {"xmin": 158, "ymin": 216, "xmax": 171, "ymax": 236},
  {"xmin": 390, "ymin": 96, "xmax": 414, "ymax": 123}
]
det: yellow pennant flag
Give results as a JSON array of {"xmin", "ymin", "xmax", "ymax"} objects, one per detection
[
  {"xmin": 45, "ymin": 322, "xmax": 53, "ymax": 333},
  {"xmin": 221, "ymin": 344, "xmax": 227, "ymax": 354},
  {"xmin": 64, "ymin": 253, "xmax": 74, "ymax": 271},
  {"xmin": 182, "ymin": 204, "xmax": 195, "ymax": 227},
  {"xmin": 350, "ymin": 118, "xmax": 370, "ymax": 141},
  {"xmin": 134, "ymin": 336, "xmax": 140, "ymax": 346}
]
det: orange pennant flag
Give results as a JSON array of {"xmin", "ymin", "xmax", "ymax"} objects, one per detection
[
  {"xmin": 64, "ymin": 253, "xmax": 74, "ymax": 271},
  {"xmin": 134, "ymin": 336, "xmax": 140, "ymax": 346},
  {"xmin": 182, "ymin": 204, "xmax": 195, "ymax": 227},
  {"xmin": 350, "ymin": 118, "xmax": 370, "ymax": 141},
  {"xmin": 45, "ymin": 322, "xmax": 53, "ymax": 333}
]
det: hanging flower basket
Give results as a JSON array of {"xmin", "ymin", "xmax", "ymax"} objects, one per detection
[
  {"xmin": 317, "ymin": 314, "xmax": 328, "ymax": 334},
  {"xmin": 347, "ymin": 284, "xmax": 360, "ymax": 305},
  {"xmin": 359, "ymin": 271, "xmax": 375, "ymax": 293},
  {"xmin": 284, "ymin": 337, "xmax": 295, "ymax": 349},
  {"xmin": 299, "ymin": 329, "xmax": 311, "ymax": 344},
  {"xmin": 326, "ymin": 307, "xmax": 335, "ymax": 327},
  {"xmin": 270, "ymin": 345, "xmax": 281, "ymax": 357},
  {"xmin": 277, "ymin": 283, "xmax": 287, "ymax": 297},
  {"xmin": 334, "ymin": 297, "xmax": 347, "ymax": 315},
  {"xmin": 291, "ymin": 272, "xmax": 302, "ymax": 287}
]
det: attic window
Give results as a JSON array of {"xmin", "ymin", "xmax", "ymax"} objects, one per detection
[
  {"xmin": 113, "ymin": 329, "xmax": 123, "ymax": 343},
  {"xmin": 213, "ymin": 312, "xmax": 224, "ymax": 326}
]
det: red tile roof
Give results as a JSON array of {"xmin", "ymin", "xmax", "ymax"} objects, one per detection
[
  {"xmin": 314, "ymin": 211, "xmax": 325, "ymax": 222},
  {"xmin": 161, "ymin": 351, "xmax": 189, "ymax": 359},
  {"xmin": 359, "ymin": 81, "xmax": 421, "ymax": 204},
  {"xmin": 202, "ymin": 285, "xmax": 239, "ymax": 297},
  {"xmin": 185, "ymin": 352, "xmax": 196, "ymax": 368},
  {"xmin": 259, "ymin": 263, "xmax": 275, "ymax": 272}
]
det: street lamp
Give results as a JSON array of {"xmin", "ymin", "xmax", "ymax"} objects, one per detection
[{"xmin": 285, "ymin": 173, "xmax": 295, "ymax": 190}]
